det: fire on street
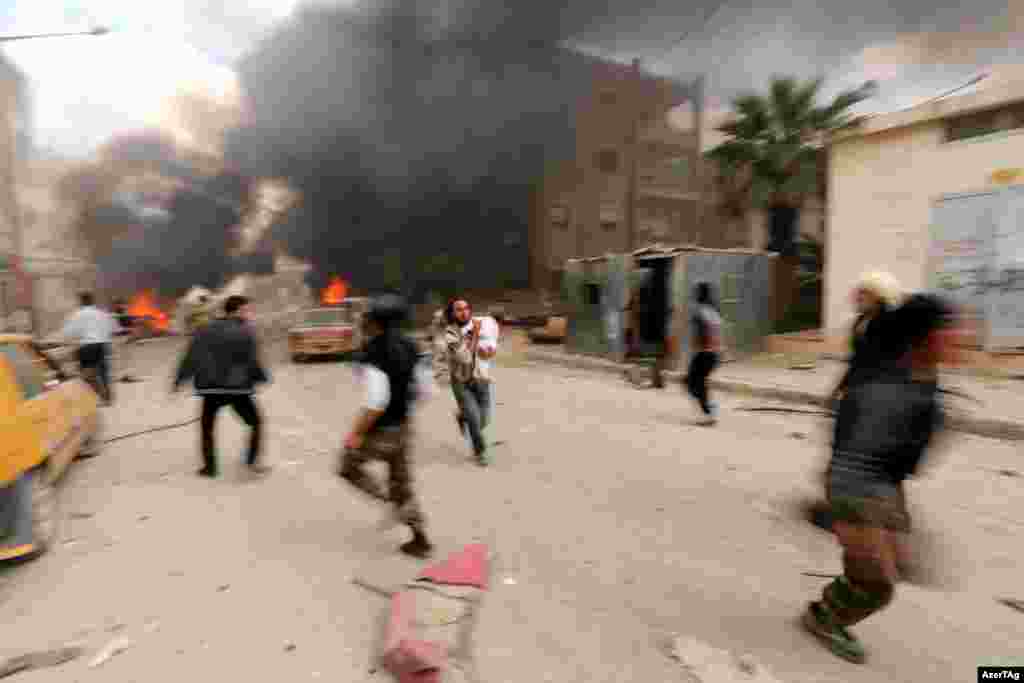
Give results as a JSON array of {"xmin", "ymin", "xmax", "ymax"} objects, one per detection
[{"xmin": 1, "ymin": 338, "xmax": 1021, "ymax": 682}]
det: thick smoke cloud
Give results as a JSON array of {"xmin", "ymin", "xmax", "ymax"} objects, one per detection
[
  {"xmin": 70, "ymin": 132, "xmax": 254, "ymax": 297},
  {"xmin": 227, "ymin": 0, "xmax": 708, "ymax": 297}
]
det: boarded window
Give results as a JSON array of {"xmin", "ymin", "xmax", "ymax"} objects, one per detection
[
  {"xmin": 596, "ymin": 149, "xmax": 620, "ymax": 174},
  {"xmin": 945, "ymin": 102, "xmax": 1024, "ymax": 142}
]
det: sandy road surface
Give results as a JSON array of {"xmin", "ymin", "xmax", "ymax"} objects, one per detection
[{"xmin": 1, "ymin": 338, "xmax": 1021, "ymax": 682}]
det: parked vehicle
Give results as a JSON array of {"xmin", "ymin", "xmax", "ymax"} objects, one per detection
[
  {"xmin": 288, "ymin": 298, "xmax": 369, "ymax": 362},
  {"xmin": 0, "ymin": 334, "xmax": 102, "ymax": 563}
]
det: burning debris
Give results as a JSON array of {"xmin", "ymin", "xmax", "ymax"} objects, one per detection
[
  {"xmin": 320, "ymin": 277, "xmax": 349, "ymax": 306},
  {"xmin": 126, "ymin": 291, "xmax": 172, "ymax": 334}
]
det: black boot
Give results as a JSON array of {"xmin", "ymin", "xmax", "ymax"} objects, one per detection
[{"xmin": 400, "ymin": 527, "xmax": 434, "ymax": 559}]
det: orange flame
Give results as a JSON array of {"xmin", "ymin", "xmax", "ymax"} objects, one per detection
[
  {"xmin": 127, "ymin": 290, "xmax": 170, "ymax": 331},
  {"xmin": 320, "ymin": 276, "xmax": 348, "ymax": 305}
]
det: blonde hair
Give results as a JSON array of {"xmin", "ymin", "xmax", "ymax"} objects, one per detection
[{"xmin": 855, "ymin": 271, "xmax": 903, "ymax": 307}]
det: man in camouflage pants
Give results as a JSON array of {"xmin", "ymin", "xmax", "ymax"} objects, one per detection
[{"xmin": 340, "ymin": 294, "xmax": 434, "ymax": 558}]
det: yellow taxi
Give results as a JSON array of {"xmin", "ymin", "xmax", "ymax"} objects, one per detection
[{"xmin": 0, "ymin": 334, "xmax": 102, "ymax": 563}]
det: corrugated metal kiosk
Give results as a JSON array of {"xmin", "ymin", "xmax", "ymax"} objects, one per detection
[{"xmin": 562, "ymin": 245, "xmax": 776, "ymax": 369}]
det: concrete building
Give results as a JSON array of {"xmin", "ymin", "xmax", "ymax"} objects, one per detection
[
  {"xmin": 825, "ymin": 72, "xmax": 1024, "ymax": 341},
  {"xmin": 529, "ymin": 58, "xmax": 704, "ymax": 291},
  {"xmin": 17, "ymin": 157, "xmax": 99, "ymax": 334}
]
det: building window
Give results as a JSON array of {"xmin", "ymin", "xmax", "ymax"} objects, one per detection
[
  {"xmin": 550, "ymin": 205, "xmax": 569, "ymax": 231},
  {"xmin": 945, "ymin": 102, "xmax": 1024, "ymax": 142},
  {"xmin": 596, "ymin": 149, "xmax": 620, "ymax": 174},
  {"xmin": 601, "ymin": 221, "xmax": 617, "ymax": 232}
]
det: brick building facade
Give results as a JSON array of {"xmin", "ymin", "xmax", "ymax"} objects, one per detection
[{"xmin": 529, "ymin": 57, "xmax": 704, "ymax": 291}]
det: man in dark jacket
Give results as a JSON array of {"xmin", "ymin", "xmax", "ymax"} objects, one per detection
[
  {"xmin": 340, "ymin": 293, "xmax": 434, "ymax": 558},
  {"xmin": 172, "ymin": 295, "xmax": 270, "ymax": 477},
  {"xmin": 802, "ymin": 293, "xmax": 958, "ymax": 664}
]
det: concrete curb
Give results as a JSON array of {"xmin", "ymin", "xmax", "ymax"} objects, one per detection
[{"xmin": 524, "ymin": 348, "xmax": 1024, "ymax": 442}]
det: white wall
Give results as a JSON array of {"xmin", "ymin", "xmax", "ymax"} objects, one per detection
[{"xmin": 826, "ymin": 122, "xmax": 1024, "ymax": 330}]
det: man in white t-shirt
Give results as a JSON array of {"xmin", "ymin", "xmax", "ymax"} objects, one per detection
[
  {"xmin": 444, "ymin": 298, "xmax": 498, "ymax": 466},
  {"xmin": 59, "ymin": 292, "xmax": 118, "ymax": 405}
]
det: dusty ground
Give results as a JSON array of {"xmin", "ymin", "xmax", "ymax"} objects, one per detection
[{"xmin": 1, "ymin": 337, "xmax": 1022, "ymax": 682}]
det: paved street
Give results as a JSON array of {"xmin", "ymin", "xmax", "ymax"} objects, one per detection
[{"xmin": 2, "ymin": 338, "xmax": 1022, "ymax": 682}]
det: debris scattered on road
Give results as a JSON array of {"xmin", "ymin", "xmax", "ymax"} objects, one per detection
[
  {"xmin": 666, "ymin": 634, "xmax": 785, "ymax": 682},
  {"xmin": 0, "ymin": 646, "xmax": 84, "ymax": 679},
  {"xmin": 802, "ymin": 572, "xmax": 840, "ymax": 579},
  {"xmin": 997, "ymin": 469, "xmax": 1020, "ymax": 478},
  {"xmin": 502, "ymin": 577, "xmax": 518, "ymax": 586},
  {"xmin": 143, "ymin": 619, "xmax": 161, "ymax": 634},
  {"xmin": 70, "ymin": 512, "xmax": 94, "ymax": 520},
  {"xmin": 739, "ymin": 406, "xmax": 834, "ymax": 417},
  {"xmin": 138, "ymin": 515, "xmax": 151, "ymax": 522},
  {"xmin": 352, "ymin": 577, "xmax": 395, "ymax": 599},
  {"xmin": 285, "ymin": 643, "xmax": 297, "ymax": 652},
  {"xmin": 217, "ymin": 584, "xmax": 231, "ymax": 592},
  {"xmin": 118, "ymin": 375, "xmax": 143, "ymax": 383},
  {"xmin": 999, "ymin": 598, "xmax": 1024, "ymax": 614},
  {"xmin": 789, "ymin": 432, "xmax": 807, "ymax": 440},
  {"xmin": 88, "ymin": 638, "xmax": 134, "ymax": 669}
]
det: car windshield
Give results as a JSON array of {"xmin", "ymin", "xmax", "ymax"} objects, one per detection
[{"xmin": 304, "ymin": 307, "xmax": 352, "ymax": 326}]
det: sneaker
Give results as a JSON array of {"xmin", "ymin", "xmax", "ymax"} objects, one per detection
[
  {"xmin": 247, "ymin": 463, "xmax": 272, "ymax": 476},
  {"xmin": 400, "ymin": 537, "xmax": 434, "ymax": 559},
  {"xmin": 197, "ymin": 467, "xmax": 218, "ymax": 478},
  {"xmin": 697, "ymin": 416, "xmax": 718, "ymax": 427},
  {"xmin": 474, "ymin": 449, "xmax": 490, "ymax": 467},
  {"xmin": 802, "ymin": 602, "xmax": 866, "ymax": 664}
]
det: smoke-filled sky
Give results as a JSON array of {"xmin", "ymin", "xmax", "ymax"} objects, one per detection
[{"xmin": 0, "ymin": 0, "xmax": 1020, "ymax": 157}]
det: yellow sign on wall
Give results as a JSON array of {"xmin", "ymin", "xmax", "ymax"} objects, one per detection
[{"xmin": 989, "ymin": 168, "xmax": 1023, "ymax": 184}]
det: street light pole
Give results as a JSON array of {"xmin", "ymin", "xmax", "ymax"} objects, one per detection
[{"xmin": 0, "ymin": 27, "xmax": 109, "ymax": 43}]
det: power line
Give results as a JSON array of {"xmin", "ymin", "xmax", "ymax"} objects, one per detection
[{"xmin": 645, "ymin": 0, "xmax": 733, "ymax": 64}]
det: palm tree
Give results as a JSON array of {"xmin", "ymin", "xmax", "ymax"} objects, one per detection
[{"xmin": 707, "ymin": 76, "xmax": 876, "ymax": 322}]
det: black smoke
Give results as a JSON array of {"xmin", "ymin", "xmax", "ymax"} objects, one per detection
[
  {"xmin": 226, "ymin": 0, "xmax": 702, "ymax": 299},
  {"xmin": 96, "ymin": 169, "xmax": 252, "ymax": 297}
]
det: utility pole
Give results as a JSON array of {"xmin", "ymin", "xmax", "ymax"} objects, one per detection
[
  {"xmin": 692, "ymin": 75, "xmax": 705, "ymax": 246},
  {"xmin": 624, "ymin": 58, "xmax": 642, "ymax": 254}
]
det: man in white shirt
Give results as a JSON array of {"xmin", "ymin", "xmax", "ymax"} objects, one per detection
[
  {"xmin": 59, "ymin": 292, "xmax": 118, "ymax": 405},
  {"xmin": 444, "ymin": 298, "xmax": 498, "ymax": 466}
]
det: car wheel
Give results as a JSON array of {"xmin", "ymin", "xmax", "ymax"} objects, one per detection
[{"xmin": 28, "ymin": 468, "xmax": 59, "ymax": 558}]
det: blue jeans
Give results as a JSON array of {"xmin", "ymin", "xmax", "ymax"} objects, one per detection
[{"xmin": 452, "ymin": 380, "xmax": 492, "ymax": 455}]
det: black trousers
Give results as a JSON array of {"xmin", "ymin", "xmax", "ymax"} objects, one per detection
[
  {"xmin": 686, "ymin": 351, "xmax": 719, "ymax": 415},
  {"xmin": 200, "ymin": 394, "xmax": 263, "ymax": 470},
  {"xmin": 77, "ymin": 343, "xmax": 112, "ymax": 404}
]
